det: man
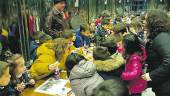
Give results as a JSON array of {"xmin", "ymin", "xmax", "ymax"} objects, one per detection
[{"xmin": 46, "ymin": 0, "xmax": 67, "ymax": 39}]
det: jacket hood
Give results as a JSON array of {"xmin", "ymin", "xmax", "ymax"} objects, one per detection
[
  {"xmin": 36, "ymin": 43, "xmax": 55, "ymax": 57},
  {"xmin": 93, "ymin": 53, "xmax": 125, "ymax": 72},
  {"xmin": 69, "ymin": 60, "xmax": 96, "ymax": 80}
]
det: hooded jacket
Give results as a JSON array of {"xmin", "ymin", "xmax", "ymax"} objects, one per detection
[
  {"xmin": 29, "ymin": 42, "xmax": 56, "ymax": 80},
  {"xmin": 93, "ymin": 53, "xmax": 125, "ymax": 80},
  {"xmin": 121, "ymin": 46, "xmax": 147, "ymax": 94},
  {"xmin": 69, "ymin": 60, "xmax": 104, "ymax": 96}
]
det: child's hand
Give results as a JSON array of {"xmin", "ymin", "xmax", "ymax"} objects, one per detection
[
  {"xmin": 49, "ymin": 62, "xmax": 59, "ymax": 71},
  {"xmin": 29, "ymin": 79, "xmax": 35, "ymax": 85},
  {"xmin": 16, "ymin": 83, "xmax": 25, "ymax": 92},
  {"xmin": 49, "ymin": 64, "xmax": 57, "ymax": 71}
]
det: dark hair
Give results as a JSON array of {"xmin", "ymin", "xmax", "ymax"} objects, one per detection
[
  {"xmin": 65, "ymin": 53, "xmax": 86, "ymax": 77},
  {"xmin": 101, "ymin": 34, "xmax": 118, "ymax": 55},
  {"xmin": 93, "ymin": 47, "xmax": 111, "ymax": 60},
  {"xmin": 146, "ymin": 10, "xmax": 170, "ymax": 39},
  {"xmin": 0, "ymin": 61, "xmax": 9, "ymax": 78},
  {"xmin": 54, "ymin": 0, "xmax": 66, "ymax": 4},
  {"xmin": 123, "ymin": 33, "xmax": 141, "ymax": 55},
  {"xmin": 91, "ymin": 78, "xmax": 129, "ymax": 96}
]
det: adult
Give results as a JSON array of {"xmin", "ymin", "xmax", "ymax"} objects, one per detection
[
  {"xmin": 142, "ymin": 10, "xmax": 170, "ymax": 96},
  {"xmin": 46, "ymin": 0, "xmax": 67, "ymax": 39}
]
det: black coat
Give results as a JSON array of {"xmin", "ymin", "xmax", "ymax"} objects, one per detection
[
  {"xmin": 146, "ymin": 32, "xmax": 170, "ymax": 95},
  {"xmin": 45, "ymin": 8, "xmax": 67, "ymax": 39}
]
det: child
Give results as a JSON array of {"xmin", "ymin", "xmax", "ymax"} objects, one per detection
[
  {"xmin": 29, "ymin": 38, "xmax": 69, "ymax": 80},
  {"xmin": 7, "ymin": 54, "xmax": 35, "ymax": 96},
  {"xmin": 75, "ymin": 25, "xmax": 91, "ymax": 48},
  {"xmin": 65, "ymin": 53, "xmax": 104, "ymax": 96},
  {"xmin": 91, "ymin": 78, "xmax": 129, "ymax": 96},
  {"xmin": 93, "ymin": 47, "xmax": 125, "ymax": 80},
  {"xmin": 121, "ymin": 34, "xmax": 147, "ymax": 96},
  {"xmin": 30, "ymin": 31, "xmax": 52, "ymax": 61},
  {"xmin": 0, "ymin": 61, "xmax": 13, "ymax": 96},
  {"xmin": 94, "ymin": 19, "xmax": 108, "ymax": 46}
]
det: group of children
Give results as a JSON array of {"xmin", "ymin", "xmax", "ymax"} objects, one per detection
[{"xmin": 0, "ymin": 14, "xmax": 147, "ymax": 96}]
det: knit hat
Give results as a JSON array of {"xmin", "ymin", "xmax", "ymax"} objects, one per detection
[
  {"xmin": 93, "ymin": 46, "xmax": 111, "ymax": 60},
  {"xmin": 54, "ymin": 0, "xmax": 66, "ymax": 4}
]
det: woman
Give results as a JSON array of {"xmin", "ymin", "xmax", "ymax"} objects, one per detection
[{"xmin": 142, "ymin": 10, "xmax": 170, "ymax": 96}]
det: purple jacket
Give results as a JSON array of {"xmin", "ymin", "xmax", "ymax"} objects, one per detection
[{"xmin": 121, "ymin": 46, "xmax": 147, "ymax": 94}]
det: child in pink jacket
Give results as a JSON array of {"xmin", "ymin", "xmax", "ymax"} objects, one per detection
[{"xmin": 121, "ymin": 34, "xmax": 147, "ymax": 96}]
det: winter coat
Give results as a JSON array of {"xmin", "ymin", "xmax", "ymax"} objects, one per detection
[
  {"xmin": 146, "ymin": 32, "xmax": 170, "ymax": 95},
  {"xmin": 75, "ymin": 28, "xmax": 90, "ymax": 48},
  {"xmin": 29, "ymin": 42, "xmax": 56, "ymax": 80},
  {"xmin": 29, "ymin": 42, "xmax": 75, "ymax": 79},
  {"xmin": 46, "ymin": 8, "xmax": 67, "ymax": 39},
  {"xmin": 121, "ymin": 46, "xmax": 147, "ymax": 94},
  {"xmin": 69, "ymin": 60, "xmax": 104, "ymax": 96},
  {"xmin": 93, "ymin": 53, "xmax": 125, "ymax": 80}
]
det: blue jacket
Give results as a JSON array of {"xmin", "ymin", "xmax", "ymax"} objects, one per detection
[
  {"xmin": 30, "ymin": 40, "xmax": 39, "ymax": 60},
  {"xmin": 75, "ymin": 28, "xmax": 90, "ymax": 48}
]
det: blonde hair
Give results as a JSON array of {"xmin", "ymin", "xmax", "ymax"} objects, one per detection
[
  {"xmin": 53, "ymin": 38, "xmax": 69, "ymax": 61},
  {"xmin": 7, "ymin": 54, "xmax": 23, "ymax": 65}
]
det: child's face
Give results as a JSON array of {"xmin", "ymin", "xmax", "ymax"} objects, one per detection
[
  {"xmin": 15, "ymin": 57, "xmax": 26, "ymax": 74},
  {"xmin": 0, "ymin": 68, "xmax": 11, "ymax": 86}
]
